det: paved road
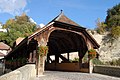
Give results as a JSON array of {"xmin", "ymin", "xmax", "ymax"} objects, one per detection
[{"xmin": 35, "ymin": 71, "xmax": 120, "ymax": 80}]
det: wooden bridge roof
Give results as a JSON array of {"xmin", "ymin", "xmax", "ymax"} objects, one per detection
[
  {"xmin": 5, "ymin": 11, "xmax": 100, "ymax": 59},
  {"xmin": 29, "ymin": 11, "xmax": 99, "ymax": 49},
  {"xmin": 28, "ymin": 11, "xmax": 100, "ymax": 56},
  {"xmin": 50, "ymin": 11, "xmax": 80, "ymax": 27}
]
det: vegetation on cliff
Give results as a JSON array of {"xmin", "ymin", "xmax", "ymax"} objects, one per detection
[{"xmin": 96, "ymin": 3, "xmax": 120, "ymax": 38}]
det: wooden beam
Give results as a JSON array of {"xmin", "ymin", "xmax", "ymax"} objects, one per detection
[
  {"xmin": 55, "ymin": 54, "xmax": 59, "ymax": 63},
  {"xmin": 59, "ymin": 54, "xmax": 70, "ymax": 63},
  {"xmin": 28, "ymin": 52, "xmax": 33, "ymax": 63},
  {"xmin": 33, "ymin": 50, "xmax": 36, "ymax": 63},
  {"xmin": 67, "ymin": 53, "xmax": 69, "ymax": 61},
  {"xmin": 78, "ymin": 51, "xmax": 82, "ymax": 69}
]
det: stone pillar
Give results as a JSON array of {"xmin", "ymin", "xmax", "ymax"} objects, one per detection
[
  {"xmin": 87, "ymin": 42, "xmax": 94, "ymax": 73},
  {"xmin": 37, "ymin": 55, "xmax": 47, "ymax": 77},
  {"xmin": 89, "ymin": 59, "xmax": 93, "ymax": 73},
  {"xmin": 36, "ymin": 44, "xmax": 48, "ymax": 77},
  {"xmin": 38, "ymin": 55, "xmax": 44, "ymax": 76}
]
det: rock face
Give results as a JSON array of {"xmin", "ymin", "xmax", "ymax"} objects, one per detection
[{"xmin": 87, "ymin": 30, "xmax": 120, "ymax": 62}]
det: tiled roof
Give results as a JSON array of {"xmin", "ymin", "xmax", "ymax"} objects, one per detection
[
  {"xmin": 29, "ymin": 11, "xmax": 83, "ymax": 39},
  {"xmin": 0, "ymin": 42, "xmax": 10, "ymax": 50},
  {"xmin": 0, "ymin": 52, "xmax": 5, "ymax": 57},
  {"xmin": 15, "ymin": 37, "xmax": 25, "ymax": 45},
  {"xmin": 53, "ymin": 11, "xmax": 80, "ymax": 26}
]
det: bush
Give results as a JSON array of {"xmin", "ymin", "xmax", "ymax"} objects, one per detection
[
  {"xmin": 116, "ymin": 58, "xmax": 120, "ymax": 66},
  {"xmin": 111, "ymin": 26, "xmax": 120, "ymax": 38},
  {"xmin": 92, "ymin": 58, "xmax": 103, "ymax": 65},
  {"xmin": 105, "ymin": 58, "xmax": 120, "ymax": 66},
  {"xmin": 72, "ymin": 57, "xmax": 79, "ymax": 62},
  {"xmin": 109, "ymin": 59, "xmax": 117, "ymax": 66}
]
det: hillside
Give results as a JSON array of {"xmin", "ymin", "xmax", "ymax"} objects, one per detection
[{"xmin": 88, "ymin": 30, "xmax": 120, "ymax": 62}]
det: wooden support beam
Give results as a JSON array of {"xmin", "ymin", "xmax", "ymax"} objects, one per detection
[
  {"xmin": 59, "ymin": 54, "xmax": 70, "ymax": 63},
  {"xmin": 47, "ymin": 55, "xmax": 53, "ymax": 63},
  {"xmin": 55, "ymin": 54, "xmax": 59, "ymax": 63},
  {"xmin": 33, "ymin": 50, "xmax": 36, "ymax": 63},
  {"xmin": 67, "ymin": 53, "xmax": 69, "ymax": 61},
  {"xmin": 78, "ymin": 51, "xmax": 82, "ymax": 69},
  {"xmin": 47, "ymin": 54, "xmax": 49, "ymax": 63}
]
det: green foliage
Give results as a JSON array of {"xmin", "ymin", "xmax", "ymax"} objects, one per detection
[
  {"xmin": 92, "ymin": 58, "xmax": 103, "ymax": 65},
  {"xmin": 73, "ymin": 57, "xmax": 79, "ymax": 62},
  {"xmin": 105, "ymin": 58, "xmax": 120, "ymax": 66},
  {"xmin": 0, "ymin": 13, "xmax": 37, "ymax": 47},
  {"xmin": 88, "ymin": 49, "xmax": 96, "ymax": 53},
  {"xmin": 111, "ymin": 26, "xmax": 120, "ymax": 38},
  {"xmin": 82, "ymin": 53, "xmax": 88, "ymax": 63},
  {"xmin": 37, "ymin": 46, "xmax": 48, "ymax": 56},
  {"xmin": 70, "ymin": 57, "xmax": 79, "ymax": 62},
  {"xmin": 98, "ymin": 3, "xmax": 120, "ymax": 39},
  {"xmin": 116, "ymin": 58, "xmax": 120, "ymax": 66},
  {"xmin": 105, "ymin": 3, "xmax": 120, "ymax": 28},
  {"xmin": 95, "ymin": 18, "xmax": 107, "ymax": 34}
]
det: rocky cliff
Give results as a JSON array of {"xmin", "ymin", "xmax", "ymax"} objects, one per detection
[{"xmin": 88, "ymin": 30, "xmax": 120, "ymax": 62}]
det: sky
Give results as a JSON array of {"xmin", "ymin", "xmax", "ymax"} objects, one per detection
[{"xmin": 0, "ymin": 0, "xmax": 120, "ymax": 29}]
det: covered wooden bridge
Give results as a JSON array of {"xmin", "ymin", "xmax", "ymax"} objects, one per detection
[{"xmin": 4, "ymin": 11, "xmax": 99, "ymax": 74}]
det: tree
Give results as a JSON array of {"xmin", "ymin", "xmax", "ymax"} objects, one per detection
[
  {"xmin": 0, "ymin": 13, "xmax": 37, "ymax": 47},
  {"xmin": 95, "ymin": 18, "xmax": 107, "ymax": 34},
  {"xmin": 111, "ymin": 26, "xmax": 120, "ymax": 38},
  {"xmin": 105, "ymin": 3, "xmax": 120, "ymax": 28},
  {"xmin": 105, "ymin": 3, "xmax": 120, "ymax": 38}
]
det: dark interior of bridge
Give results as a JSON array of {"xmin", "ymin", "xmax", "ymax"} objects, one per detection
[{"xmin": 47, "ymin": 30, "xmax": 88, "ymax": 63}]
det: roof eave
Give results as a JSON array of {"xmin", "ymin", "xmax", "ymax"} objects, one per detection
[{"xmin": 4, "ymin": 37, "xmax": 28, "ymax": 59}]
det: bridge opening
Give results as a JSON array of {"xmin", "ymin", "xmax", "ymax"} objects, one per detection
[{"xmin": 45, "ymin": 30, "xmax": 89, "ymax": 72}]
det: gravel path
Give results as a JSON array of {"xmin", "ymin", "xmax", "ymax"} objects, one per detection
[{"xmin": 35, "ymin": 71, "xmax": 120, "ymax": 80}]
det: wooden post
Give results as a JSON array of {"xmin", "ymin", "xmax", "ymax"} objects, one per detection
[
  {"xmin": 2, "ymin": 60, "xmax": 5, "ymax": 74},
  {"xmin": 55, "ymin": 54, "xmax": 59, "ymax": 63},
  {"xmin": 47, "ymin": 54, "xmax": 50, "ymax": 63},
  {"xmin": 67, "ymin": 53, "xmax": 69, "ymax": 61},
  {"xmin": 28, "ymin": 52, "xmax": 33, "ymax": 63},
  {"xmin": 78, "ymin": 51, "xmax": 82, "ymax": 69},
  {"xmin": 33, "ymin": 50, "xmax": 36, "ymax": 63}
]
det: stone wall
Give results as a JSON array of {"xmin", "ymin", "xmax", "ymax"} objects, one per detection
[
  {"xmin": 94, "ymin": 65, "xmax": 120, "ymax": 77},
  {"xmin": 0, "ymin": 64, "xmax": 36, "ymax": 80}
]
